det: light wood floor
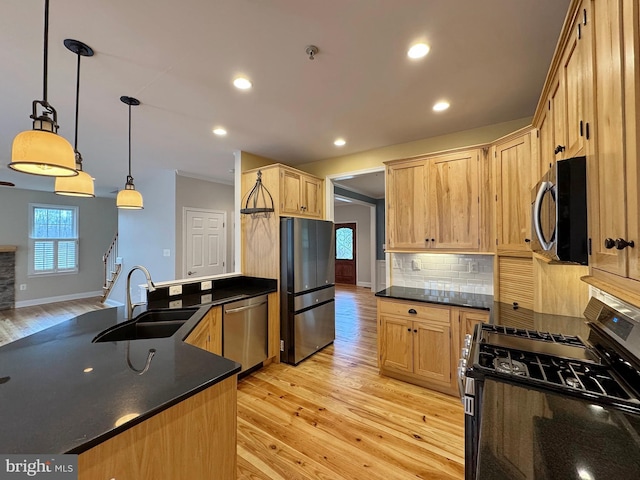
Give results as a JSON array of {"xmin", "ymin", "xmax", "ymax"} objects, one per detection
[
  {"xmin": 0, "ymin": 297, "xmax": 109, "ymax": 347},
  {"xmin": 236, "ymin": 285, "xmax": 464, "ymax": 480},
  {"xmin": 0, "ymin": 286, "xmax": 465, "ymax": 479}
]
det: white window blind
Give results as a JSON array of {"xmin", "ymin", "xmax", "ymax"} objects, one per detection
[{"xmin": 29, "ymin": 204, "xmax": 79, "ymax": 275}]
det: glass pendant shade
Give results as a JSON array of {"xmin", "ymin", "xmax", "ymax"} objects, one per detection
[
  {"xmin": 116, "ymin": 182, "xmax": 143, "ymax": 209},
  {"xmin": 10, "ymin": 129, "xmax": 77, "ymax": 177},
  {"xmin": 54, "ymin": 169, "xmax": 95, "ymax": 197}
]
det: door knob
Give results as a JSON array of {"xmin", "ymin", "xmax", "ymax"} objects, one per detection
[
  {"xmin": 615, "ymin": 238, "xmax": 635, "ymax": 250},
  {"xmin": 187, "ymin": 271, "xmax": 196, "ymax": 276},
  {"xmin": 604, "ymin": 238, "xmax": 615, "ymax": 249}
]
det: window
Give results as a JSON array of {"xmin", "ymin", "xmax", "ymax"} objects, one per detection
[{"xmin": 29, "ymin": 204, "xmax": 79, "ymax": 275}]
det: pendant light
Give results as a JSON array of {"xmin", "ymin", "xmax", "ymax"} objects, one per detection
[
  {"xmin": 116, "ymin": 96, "xmax": 143, "ymax": 209},
  {"xmin": 9, "ymin": 0, "xmax": 77, "ymax": 177},
  {"xmin": 55, "ymin": 39, "xmax": 95, "ymax": 197}
]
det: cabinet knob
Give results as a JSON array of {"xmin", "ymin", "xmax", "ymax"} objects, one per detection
[
  {"xmin": 431, "ymin": 238, "xmax": 435, "ymax": 242},
  {"xmin": 513, "ymin": 302, "xmax": 519, "ymax": 310},
  {"xmin": 615, "ymin": 238, "xmax": 635, "ymax": 250},
  {"xmin": 407, "ymin": 328, "xmax": 411, "ymax": 332},
  {"xmin": 413, "ymin": 329, "xmax": 418, "ymax": 333},
  {"xmin": 408, "ymin": 308, "xmax": 417, "ymax": 315},
  {"xmin": 604, "ymin": 238, "xmax": 616, "ymax": 250},
  {"xmin": 524, "ymin": 238, "xmax": 531, "ymax": 243},
  {"xmin": 554, "ymin": 145, "xmax": 566, "ymax": 154},
  {"xmin": 425, "ymin": 238, "xmax": 430, "ymax": 242}
]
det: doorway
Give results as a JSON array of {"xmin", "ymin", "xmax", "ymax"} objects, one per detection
[
  {"xmin": 183, "ymin": 208, "xmax": 227, "ymax": 278},
  {"xmin": 335, "ymin": 223, "xmax": 357, "ymax": 285}
]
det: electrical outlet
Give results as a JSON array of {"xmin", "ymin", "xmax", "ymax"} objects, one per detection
[
  {"xmin": 169, "ymin": 299, "xmax": 183, "ymax": 308},
  {"xmin": 19, "ymin": 284, "xmax": 27, "ymax": 291},
  {"xmin": 469, "ymin": 261, "xmax": 479, "ymax": 274},
  {"xmin": 200, "ymin": 294, "xmax": 212, "ymax": 304},
  {"xmin": 169, "ymin": 285, "xmax": 182, "ymax": 296},
  {"xmin": 200, "ymin": 280, "xmax": 212, "ymax": 290},
  {"xmin": 412, "ymin": 259, "xmax": 421, "ymax": 271},
  {"xmin": 392, "ymin": 258, "xmax": 400, "ymax": 269}
]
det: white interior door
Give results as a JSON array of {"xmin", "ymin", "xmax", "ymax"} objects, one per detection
[{"xmin": 184, "ymin": 209, "xmax": 226, "ymax": 278}]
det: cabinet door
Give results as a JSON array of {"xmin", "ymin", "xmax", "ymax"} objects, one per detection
[
  {"xmin": 281, "ymin": 169, "xmax": 301, "ymax": 215},
  {"xmin": 563, "ymin": 2, "xmax": 593, "ymax": 159},
  {"xmin": 549, "ymin": 77, "xmax": 567, "ymax": 162},
  {"xmin": 428, "ymin": 150, "xmax": 479, "ymax": 250},
  {"xmin": 386, "ymin": 160, "xmax": 428, "ymax": 249},
  {"xmin": 538, "ymin": 108, "xmax": 555, "ymax": 174},
  {"xmin": 497, "ymin": 256, "xmax": 534, "ymax": 310},
  {"xmin": 301, "ymin": 175, "xmax": 322, "ymax": 217},
  {"xmin": 494, "ymin": 133, "xmax": 534, "ymax": 253},
  {"xmin": 458, "ymin": 310, "xmax": 489, "ymax": 353},
  {"xmin": 413, "ymin": 321, "xmax": 451, "ymax": 384},
  {"xmin": 379, "ymin": 315, "xmax": 413, "ymax": 373},
  {"xmin": 590, "ymin": 0, "xmax": 628, "ymax": 277},
  {"xmin": 184, "ymin": 314, "xmax": 210, "ymax": 351},
  {"xmin": 207, "ymin": 306, "xmax": 223, "ymax": 355}
]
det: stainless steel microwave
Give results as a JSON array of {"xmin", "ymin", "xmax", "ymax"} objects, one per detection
[{"xmin": 531, "ymin": 156, "xmax": 588, "ymax": 265}]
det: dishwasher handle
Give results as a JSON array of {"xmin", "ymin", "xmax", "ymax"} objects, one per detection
[{"xmin": 225, "ymin": 300, "xmax": 268, "ymax": 314}]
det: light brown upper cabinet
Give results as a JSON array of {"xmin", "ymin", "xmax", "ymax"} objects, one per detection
[
  {"xmin": 533, "ymin": 0, "xmax": 640, "ymax": 303},
  {"xmin": 280, "ymin": 167, "xmax": 323, "ymax": 218},
  {"xmin": 587, "ymin": 0, "xmax": 640, "ymax": 296},
  {"xmin": 536, "ymin": 0, "xmax": 593, "ymax": 168},
  {"xmin": 242, "ymin": 164, "xmax": 324, "ymax": 220},
  {"xmin": 386, "ymin": 148, "xmax": 485, "ymax": 252},
  {"xmin": 492, "ymin": 130, "xmax": 537, "ymax": 254}
]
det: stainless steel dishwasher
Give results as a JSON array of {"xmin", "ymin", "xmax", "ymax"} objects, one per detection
[{"xmin": 222, "ymin": 294, "xmax": 268, "ymax": 374}]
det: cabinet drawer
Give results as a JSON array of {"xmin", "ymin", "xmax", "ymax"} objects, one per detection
[{"xmin": 379, "ymin": 300, "xmax": 450, "ymax": 323}]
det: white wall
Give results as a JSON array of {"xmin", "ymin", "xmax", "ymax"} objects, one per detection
[
  {"xmin": 391, "ymin": 253, "xmax": 493, "ymax": 295},
  {"xmin": 334, "ymin": 203, "xmax": 372, "ymax": 287},
  {"xmin": 175, "ymin": 175, "xmax": 235, "ymax": 275},
  {"xmin": 0, "ymin": 187, "xmax": 117, "ymax": 305},
  {"xmin": 111, "ymin": 169, "xmax": 177, "ymax": 304}
]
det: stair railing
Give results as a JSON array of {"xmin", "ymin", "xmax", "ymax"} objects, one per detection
[{"xmin": 101, "ymin": 232, "xmax": 121, "ymax": 302}]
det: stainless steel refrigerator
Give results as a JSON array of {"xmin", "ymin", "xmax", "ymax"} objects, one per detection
[{"xmin": 280, "ymin": 217, "xmax": 335, "ymax": 365}]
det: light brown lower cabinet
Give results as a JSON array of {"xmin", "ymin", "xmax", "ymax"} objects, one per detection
[
  {"xmin": 377, "ymin": 297, "xmax": 489, "ymax": 396},
  {"xmin": 78, "ymin": 375, "xmax": 237, "ymax": 480},
  {"xmin": 184, "ymin": 305, "xmax": 222, "ymax": 355}
]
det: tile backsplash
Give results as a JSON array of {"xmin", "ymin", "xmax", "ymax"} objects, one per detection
[{"xmin": 390, "ymin": 253, "xmax": 493, "ymax": 295}]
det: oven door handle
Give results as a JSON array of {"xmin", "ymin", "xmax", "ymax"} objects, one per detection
[{"xmin": 533, "ymin": 181, "xmax": 555, "ymax": 251}]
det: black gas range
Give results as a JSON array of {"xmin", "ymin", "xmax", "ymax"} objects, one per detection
[{"xmin": 460, "ymin": 297, "xmax": 640, "ymax": 480}]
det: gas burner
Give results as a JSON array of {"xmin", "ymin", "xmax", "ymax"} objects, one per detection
[
  {"xmin": 494, "ymin": 357, "xmax": 529, "ymax": 376},
  {"xmin": 565, "ymin": 377, "xmax": 581, "ymax": 388}
]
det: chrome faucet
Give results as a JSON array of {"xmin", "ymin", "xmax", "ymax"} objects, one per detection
[{"xmin": 126, "ymin": 265, "xmax": 156, "ymax": 319}]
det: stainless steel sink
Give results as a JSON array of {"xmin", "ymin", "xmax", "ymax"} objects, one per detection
[{"xmin": 92, "ymin": 308, "xmax": 199, "ymax": 343}]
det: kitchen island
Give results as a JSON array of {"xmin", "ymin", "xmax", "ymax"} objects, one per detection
[{"xmin": 0, "ymin": 276, "xmax": 277, "ymax": 479}]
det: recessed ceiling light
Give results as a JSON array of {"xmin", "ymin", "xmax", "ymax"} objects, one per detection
[
  {"xmin": 233, "ymin": 77, "xmax": 252, "ymax": 90},
  {"xmin": 334, "ymin": 138, "xmax": 346, "ymax": 147},
  {"xmin": 433, "ymin": 101, "xmax": 450, "ymax": 112},
  {"xmin": 213, "ymin": 127, "xmax": 227, "ymax": 136},
  {"xmin": 408, "ymin": 43, "xmax": 430, "ymax": 59}
]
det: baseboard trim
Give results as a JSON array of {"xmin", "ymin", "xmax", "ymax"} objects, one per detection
[
  {"xmin": 357, "ymin": 281, "xmax": 372, "ymax": 288},
  {"xmin": 15, "ymin": 290, "xmax": 104, "ymax": 308}
]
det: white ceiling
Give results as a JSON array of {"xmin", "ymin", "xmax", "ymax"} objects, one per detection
[{"xmin": 0, "ymin": 0, "xmax": 570, "ymax": 197}]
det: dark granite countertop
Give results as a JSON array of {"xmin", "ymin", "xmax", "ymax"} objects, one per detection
[
  {"xmin": 375, "ymin": 286, "xmax": 493, "ymax": 311},
  {"xmin": 0, "ymin": 276, "xmax": 277, "ymax": 455},
  {"xmin": 147, "ymin": 276, "xmax": 277, "ymax": 309},
  {"xmin": 477, "ymin": 378, "xmax": 640, "ymax": 479}
]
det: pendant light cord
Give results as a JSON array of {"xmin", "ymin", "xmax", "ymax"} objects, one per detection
[
  {"xmin": 43, "ymin": 0, "xmax": 49, "ymax": 102},
  {"xmin": 128, "ymin": 104, "xmax": 133, "ymax": 178},
  {"xmin": 74, "ymin": 53, "xmax": 81, "ymax": 152}
]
